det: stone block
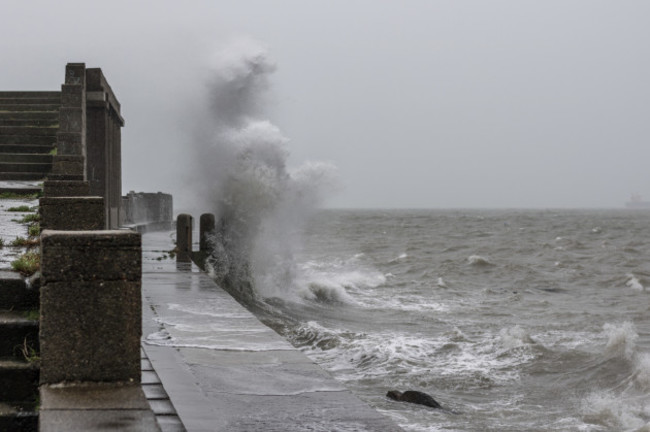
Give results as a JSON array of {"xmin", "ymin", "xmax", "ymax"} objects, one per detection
[
  {"xmin": 39, "ymin": 196, "xmax": 104, "ymax": 230},
  {"xmin": 56, "ymin": 132, "xmax": 83, "ymax": 155},
  {"xmin": 39, "ymin": 279, "xmax": 141, "ymax": 383},
  {"xmin": 60, "ymin": 84, "xmax": 83, "ymax": 107},
  {"xmin": 58, "ymin": 107, "xmax": 84, "ymax": 134},
  {"xmin": 43, "ymin": 180, "xmax": 90, "ymax": 197},
  {"xmin": 51, "ymin": 155, "xmax": 84, "ymax": 177},
  {"xmin": 64, "ymin": 63, "xmax": 86, "ymax": 86},
  {"xmin": 40, "ymin": 230, "xmax": 141, "ymax": 284}
]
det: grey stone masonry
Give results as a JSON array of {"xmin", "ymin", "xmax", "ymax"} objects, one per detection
[
  {"xmin": 39, "ymin": 230, "xmax": 142, "ymax": 384},
  {"xmin": 40, "ymin": 196, "xmax": 104, "ymax": 230}
]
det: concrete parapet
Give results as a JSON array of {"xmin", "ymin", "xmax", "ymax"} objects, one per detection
[
  {"xmin": 39, "ymin": 230, "xmax": 142, "ymax": 384},
  {"xmin": 176, "ymin": 214, "xmax": 193, "ymax": 262},
  {"xmin": 40, "ymin": 196, "xmax": 105, "ymax": 230}
]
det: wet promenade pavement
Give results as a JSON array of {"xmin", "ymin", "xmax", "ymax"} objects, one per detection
[{"xmin": 140, "ymin": 231, "xmax": 403, "ymax": 431}]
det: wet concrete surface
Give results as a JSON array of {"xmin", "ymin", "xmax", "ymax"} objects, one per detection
[
  {"xmin": 0, "ymin": 197, "xmax": 37, "ymax": 270},
  {"xmin": 141, "ymin": 231, "xmax": 403, "ymax": 432}
]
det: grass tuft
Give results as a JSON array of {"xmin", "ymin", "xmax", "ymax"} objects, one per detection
[
  {"xmin": 7, "ymin": 205, "xmax": 31, "ymax": 212},
  {"xmin": 11, "ymin": 251, "xmax": 40, "ymax": 275},
  {"xmin": 20, "ymin": 338, "xmax": 40, "ymax": 363},
  {"xmin": 11, "ymin": 237, "xmax": 39, "ymax": 247},
  {"xmin": 28, "ymin": 223, "xmax": 40, "ymax": 237},
  {"xmin": 19, "ymin": 213, "xmax": 40, "ymax": 224}
]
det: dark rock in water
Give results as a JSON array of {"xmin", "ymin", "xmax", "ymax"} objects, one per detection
[{"xmin": 386, "ymin": 390, "xmax": 441, "ymax": 409}]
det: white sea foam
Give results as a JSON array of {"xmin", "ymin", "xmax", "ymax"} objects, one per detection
[
  {"xmin": 581, "ymin": 391, "xmax": 649, "ymax": 431},
  {"xmin": 498, "ymin": 325, "xmax": 535, "ymax": 351},
  {"xmin": 635, "ymin": 353, "xmax": 650, "ymax": 389},
  {"xmin": 603, "ymin": 322, "xmax": 638, "ymax": 360},
  {"xmin": 625, "ymin": 274, "xmax": 645, "ymax": 291},
  {"xmin": 468, "ymin": 255, "xmax": 494, "ymax": 266}
]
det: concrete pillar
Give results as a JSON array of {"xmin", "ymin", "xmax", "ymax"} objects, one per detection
[
  {"xmin": 39, "ymin": 230, "xmax": 142, "ymax": 384},
  {"xmin": 176, "ymin": 214, "xmax": 193, "ymax": 262},
  {"xmin": 199, "ymin": 213, "xmax": 215, "ymax": 254},
  {"xmin": 45, "ymin": 63, "xmax": 91, "ymax": 196},
  {"xmin": 86, "ymin": 68, "xmax": 125, "ymax": 229}
]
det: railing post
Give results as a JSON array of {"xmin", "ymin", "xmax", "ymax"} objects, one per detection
[{"xmin": 199, "ymin": 213, "xmax": 215, "ymax": 254}]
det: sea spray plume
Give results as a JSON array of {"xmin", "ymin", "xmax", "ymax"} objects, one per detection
[
  {"xmin": 195, "ymin": 40, "xmax": 340, "ymax": 302},
  {"xmin": 251, "ymin": 161, "xmax": 339, "ymax": 300}
]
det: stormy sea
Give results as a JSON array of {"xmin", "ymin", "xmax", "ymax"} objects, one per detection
[
  {"xmin": 188, "ymin": 43, "xmax": 650, "ymax": 431},
  {"xmin": 246, "ymin": 208, "xmax": 650, "ymax": 432}
]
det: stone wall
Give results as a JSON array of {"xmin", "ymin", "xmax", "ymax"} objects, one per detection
[{"xmin": 122, "ymin": 191, "xmax": 173, "ymax": 232}]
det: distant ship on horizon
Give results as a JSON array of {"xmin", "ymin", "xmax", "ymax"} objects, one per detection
[{"xmin": 625, "ymin": 193, "xmax": 650, "ymax": 209}]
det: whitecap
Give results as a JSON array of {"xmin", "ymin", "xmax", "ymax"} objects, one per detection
[
  {"xmin": 499, "ymin": 325, "xmax": 534, "ymax": 351},
  {"xmin": 603, "ymin": 322, "xmax": 638, "ymax": 360},
  {"xmin": 468, "ymin": 255, "xmax": 494, "ymax": 266},
  {"xmin": 625, "ymin": 274, "xmax": 645, "ymax": 291}
]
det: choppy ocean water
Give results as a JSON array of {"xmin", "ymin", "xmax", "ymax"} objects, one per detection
[{"xmin": 247, "ymin": 209, "xmax": 650, "ymax": 432}]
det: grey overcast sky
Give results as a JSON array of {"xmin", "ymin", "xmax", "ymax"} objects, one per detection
[{"xmin": 2, "ymin": 1, "xmax": 649, "ymax": 209}]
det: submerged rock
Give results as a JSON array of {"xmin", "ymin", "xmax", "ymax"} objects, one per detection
[{"xmin": 386, "ymin": 390, "xmax": 441, "ymax": 409}]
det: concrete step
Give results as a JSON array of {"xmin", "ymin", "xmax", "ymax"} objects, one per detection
[
  {"xmin": 0, "ymin": 359, "xmax": 39, "ymax": 403},
  {"xmin": 0, "ymin": 104, "xmax": 60, "ymax": 113},
  {"xmin": 0, "ymin": 134, "xmax": 57, "ymax": 145},
  {"xmin": 0, "ymin": 144, "xmax": 54, "ymax": 154},
  {"xmin": 0, "ymin": 126, "xmax": 58, "ymax": 136},
  {"xmin": 0, "ymin": 162, "xmax": 52, "ymax": 174},
  {"xmin": 0, "ymin": 272, "xmax": 38, "ymax": 310},
  {"xmin": 0, "ymin": 97, "xmax": 61, "ymax": 106},
  {"xmin": 0, "ymin": 154, "xmax": 53, "ymax": 164},
  {"xmin": 0, "ymin": 119, "xmax": 58, "ymax": 127},
  {"xmin": 0, "ymin": 91, "xmax": 60, "ymax": 99},
  {"xmin": 0, "ymin": 172, "xmax": 47, "ymax": 181},
  {"xmin": 0, "ymin": 403, "xmax": 37, "ymax": 432},
  {"xmin": 0, "ymin": 311, "xmax": 39, "ymax": 359},
  {"xmin": 0, "ymin": 111, "xmax": 59, "ymax": 120}
]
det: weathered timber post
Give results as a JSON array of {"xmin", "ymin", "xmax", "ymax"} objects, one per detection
[
  {"xmin": 39, "ymin": 230, "xmax": 142, "ymax": 384},
  {"xmin": 199, "ymin": 213, "xmax": 215, "ymax": 253},
  {"xmin": 176, "ymin": 214, "xmax": 193, "ymax": 262},
  {"xmin": 191, "ymin": 213, "xmax": 216, "ymax": 268}
]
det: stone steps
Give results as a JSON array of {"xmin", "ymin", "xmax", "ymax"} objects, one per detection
[
  {"xmin": 0, "ymin": 162, "xmax": 52, "ymax": 174},
  {"xmin": 0, "ymin": 134, "xmax": 57, "ymax": 145},
  {"xmin": 0, "ymin": 91, "xmax": 61, "ymax": 99},
  {"xmin": 0, "ymin": 360, "xmax": 39, "ymax": 403},
  {"xmin": 0, "ymin": 172, "xmax": 47, "ymax": 181},
  {"xmin": 0, "ymin": 311, "xmax": 39, "ymax": 359},
  {"xmin": 0, "ymin": 92, "xmax": 60, "ymax": 182},
  {"xmin": 0, "ymin": 153, "xmax": 53, "ymax": 164},
  {"xmin": 0, "ymin": 126, "xmax": 59, "ymax": 136},
  {"xmin": 0, "ymin": 144, "xmax": 54, "ymax": 154},
  {"xmin": 0, "ymin": 268, "xmax": 40, "ymax": 429},
  {"xmin": 0, "ymin": 403, "xmax": 38, "ymax": 432},
  {"xmin": 0, "ymin": 272, "xmax": 39, "ymax": 310},
  {"xmin": 0, "ymin": 119, "xmax": 58, "ymax": 128}
]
